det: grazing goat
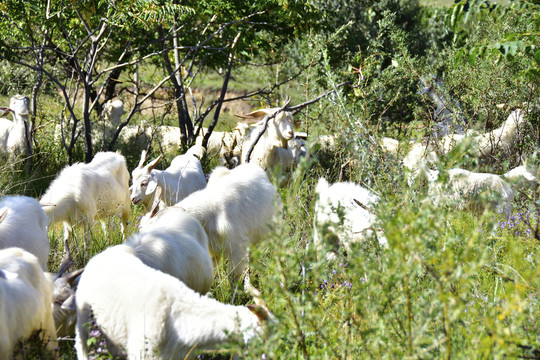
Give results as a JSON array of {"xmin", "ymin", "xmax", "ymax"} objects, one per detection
[
  {"xmin": 40, "ymin": 151, "xmax": 131, "ymax": 255},
  {"xmin": 314, "ymin": 178, "xmax": 386, "ymax": 260},
  {"xmin": 50, "ymin": 267, "xmax": 83, "ymax": 339},
  {"xmin": 143, "ymin": 163, "xmax": 279, "ymax": 296},
  {"xmin": 128, "ymin": 204, "xmax": 213, "ymax": 294},
  {"xmin": 403, "ymin": 142, "xmax": 439, "ymax": 185},
  {"xmin": 75, "ymin": 244, "xmax": 271, "ymax": 360},
  {"xmin": 434, "ymin": 109, "xmax": 527, "ymax": 159},
  {"xmin": 0, "ymin": 195, "xmax": 49, "ymax": 270},
  {"xmin": 503, "ymin": 164, "xmax": 538, "ymax": 191},
  {"xmin": 240, "ymin": 107, "xmax": 295, "ymax": 174},
  {"xmin": 0, "ymin": 94, "xmax": 31, "ymax": 158},
  {"xmin": 426, "ymin": 168, "xmax": 515, "ymax": 218},
  {"xmin": 130, "ymin": 148, "xmax": 206, "ymax": 211},
  {"xmin": 196, "ymin": 123, "xmax": 251, "ymax": 166},
  {"xmin": 0, "ymin": 247, "xmax": 58, "ymax": 358}
]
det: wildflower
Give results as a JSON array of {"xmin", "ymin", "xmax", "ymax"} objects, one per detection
[
  {"xmin": 89, "ymin": 329, "xmax": 101, "ymax": 338},
  {"xmin": 332, "ymin": 269, "xmax": 336, "ymax": 275}
]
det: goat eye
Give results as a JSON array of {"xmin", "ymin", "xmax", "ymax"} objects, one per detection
[{"xmin": 141, "ymin": 181, "xmax": 148, "ymax": 187}]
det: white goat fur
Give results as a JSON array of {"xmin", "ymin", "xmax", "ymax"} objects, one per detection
[
  {"xmin": 40, "ymin": 152, "xmax": 131, "ymax": 249},
  {"xmin": 0, "ymin": 247, "xmax": 57, "ymax": 358},
  {"xmin": 75, "ymin": 244, "xmax": 265, "ymax": 360},
  {"xmin": 195, "ymin": 123, "xmax": 251, "ymax": 166},
  {"xmin": 502, "ymin": 165, "xmax": 538, "ymax": 191},
  {"xmin": 0, "ymin": 195, "xmax": 49, "ymax": 270},
  {"xmin": 403, "ymin": 142, "xmax": 439, "ymax": 185},
  {"xmin": 0, "ymin": 95, "xmax": 31, "ymax": 157},
  {"xmin": 127, "ymin": 208, "xmax": 213, "ymax": 294},
  {"xmin": 130, "ymin": 149, "xmax": 207, "ymax": 211},
  {"xmin": 143, "ymin": 163, "xmax": 278, "ymax": 288},
  {"xmin": 426, "ymin": 168, "xmax": 514, "ymax": 218},
  {"xmin": 435, "ymin": 109, "xmax": 526, "ymax": 157},
  {"xmin": 314, "ymin": 178, "xmax": 386, "ymax": 260},
  {"xmin": 240, "ymin": 108, "xmax": 295, "ymax": 173}
]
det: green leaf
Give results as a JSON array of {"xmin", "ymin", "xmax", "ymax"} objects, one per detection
[
  {"xmin": 535, "ymin": 49, "xmax": 540, "ymax": 66},
  {"xmin": 467, "ymin": 47, "xmax": 478, "ymax": 65}
]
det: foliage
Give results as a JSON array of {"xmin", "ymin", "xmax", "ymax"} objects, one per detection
[{"xmin": 451, "ymin": 0, "xmax": 540, "ymax": 82}]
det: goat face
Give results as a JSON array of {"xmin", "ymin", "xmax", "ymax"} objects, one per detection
[
  {"xmin": 130, "ymin": 172, "xmax": 157, "ymax": 205},
  {"xmin": 10, "ymin": 95, "xmax": 30, "ymax": 116},
  {"xmin": 275, "ymin": 112, "xmax": 294, "ymax": 141}
]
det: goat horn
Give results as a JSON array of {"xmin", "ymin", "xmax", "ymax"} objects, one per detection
[
  {"xmin": 147, "ymin": 154, "xmax": 162, "ymax": 171},
  {"xmin": 0, "ymin": 209, "xmax": 7, "ymax": 224},
  {"xmin": 137, "ymin": 150, "xmax": 148, "ymax": 169},
  {"xmin": 65, "ymin": 268, "xmax": 84, "ymax": 285},
  {"xmin": 353, "ymin": 198, "xmax": 373, "ymax": 213},
  {"xmin": 55, "ymin": 252, "xmax": 74, "ymax": 280},
  {"xmin": 282, "ymin": 97, "xmax": 291, "ymax": 109}
]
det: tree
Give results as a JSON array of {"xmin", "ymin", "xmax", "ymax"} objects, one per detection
[{"xmin": 0, "ymin": 0, "xmax": 322, "ymax": 163}]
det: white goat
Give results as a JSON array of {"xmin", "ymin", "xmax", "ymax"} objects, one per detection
[
  {"xmin": 0, "ymin": 195, "xmax": 49, "ymax": 270},
  {"xmin": 0, "ymin": 94, "xmax": 31, "ymax": 158},
  {"xmin": 403, "ymin": 142, "xmax": 439, "ymax": 185},
  {"xmin": 40, "ymin": 151, "xmax": 131, "ymax": 255},
  {"xmin": 380, "ymin": 137, "xmax": 401, "ymax": 155},
  {"xmin": 426, "ymin": 168, "xmax": 515, "ymax": 218},
  {"xmin": 0, "ymin": 247, "xmax": 58, "ymax": 358},
  {"xmin": 128, "ymin": 205, "xmax": 213, "ymax": 295},
  {"xmin": 143, "ymin": 163, "xmax": 278, "ymax": 295},
  {"xmin": 314, "ymin": 178, "xmax": 387, "ymax": 260},
  {"xmin": 435, "ymin": 109, "xmax": 527, "ymax": 158},
  {"xmin": 75, "ymin": 244, "xmax": 271, "ymax": 360},
  {"xmin": 130, "ymin": 148, "xmax": 206, "ymax": 211},
  {"xmin": 50, "ymin": 267, "xmax": 83, "ymax": 339},
  {"xmin": 240, "ymin": 107, "xmax": 295, "ymax": 174},
  {"xmin": 103, "ymin": 99, "xmax": 152, "ymax": 149},
  {"xmin": 473, "ymin": 109, "xmax": 527, "ymax": 158},
  {"xmin": 195, "ymin": 123, "xmax": 251, "ymax": 166},
  {"xmin": 502, "ymin": 164, "xmax": 538, "ymax": 191}
]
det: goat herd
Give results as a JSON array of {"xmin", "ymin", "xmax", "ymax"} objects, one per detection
[{"xmin": 0, "ymin": 93, "xmax": 538, "ymax": 359}]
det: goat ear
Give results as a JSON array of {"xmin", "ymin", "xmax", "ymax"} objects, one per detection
[
  {"xmin": 146, "ymin": 154, "xmax": 162, "ymax": 171},
  {"xmin": 0, "ymin": 107, "xmax": 11, "ymax": 116},
  {"xmin": 0, "ymin": 209, "xmax": 7, "ymax": 224},
  {"xmin": 148, "ymin": 185, "xmax": 163, "ymax": 218},
  {"xmin": 145, "ymin": 178, "xmax": 158, "ymax": 195},
  {"xmin": 65, "ymin": 268, "xmax": 84, "ymax": 287},
  {"xmin": 236, "ymin": 109, "xmax": 276, "ymax": 123},
  {"xmin": 247, "ymin": 304, "xmax": 272, "ymax": 323}
]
